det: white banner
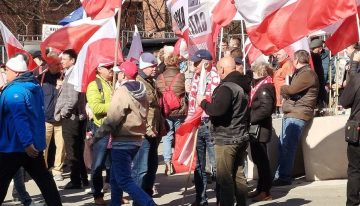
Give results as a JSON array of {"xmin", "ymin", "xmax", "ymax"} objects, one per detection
[{"xmin": 42, "ymin": 24, "xmax": 62, "ymax": 41}]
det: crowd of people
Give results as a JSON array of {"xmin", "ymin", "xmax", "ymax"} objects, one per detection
[{"xmin": 0, "ymin": 37, "xmax": 359, "ymax": 206}]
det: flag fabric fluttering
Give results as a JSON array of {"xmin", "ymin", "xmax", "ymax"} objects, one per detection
[
  {"xmin": 212, "ymin": 0, "xmax": 237, "ymax": 27},
  {"xmin": 173, "ymin": 109, "xmax": 203, "ymax": 173},
  {"xmin": 236, "ymin": 0, "xmax": 358, "ymax": 55},
  {"xmin": 325, "ymin": 6, "xmax": 360, "ymax": 54},
  {"xmin": 40, "ymin": 17, "xmax": 110, "ymax": 61},
  {"xmin": 68, "ymin": 18, "xmax": 123, "ymax": 92},
  {"xmin": 0, "ymin": 21, "xmax": 37, "ymax": 70},
  {"xmin": 81, "ymin": 0, "xmax": 121, "ymax": 20},
  {"xmin": 58, "ymin": 7, "xmax": 86, "ymax": 26},
  {"xmin": 126, "ymin": 25, "xmax": 143, "ymax": 63}
]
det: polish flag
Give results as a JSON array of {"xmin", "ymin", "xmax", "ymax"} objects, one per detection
[
  {"xmin": 126, "ymin": 25, "xmax": 143, "ymax": 63},
  {"xmin": 237, "ymin": 0, "xmax": 358, "ymax": 55},
  {"xmin": 81, "ymin": 0, "xmax": 121, "ymax": 20},
  {"xmin": 325, "ymin": 6, "xmax": 360, "ymax": 54},
  {"xmin": 0, "ymin": 21, "xmax": 37, "ymax": 70},
  {"xmin": 173, "ymin": 109, "xmax": 203, "ymax": 173},
  {"xmin": 68, "ymin": 18, "xmax": 123, "ymax": 92},
  {"xmin": 212, "ymin": 0, "xmax": 237, "ymax": 27},
  {"xmin": 40, "ymin": 17, "xmax": 110, "ymax": 61},
  {"xmin": 244, "ymin": 38, "xmax": 262, "ymax": 65}
]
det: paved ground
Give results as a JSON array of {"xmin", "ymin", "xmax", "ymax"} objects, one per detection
[{"xmin": 3, "ymin": 143, "xmax": 349, "ymax": 206}]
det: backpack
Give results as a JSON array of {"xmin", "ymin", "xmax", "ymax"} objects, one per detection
[{"xmin": 159, "ymin": 73, "xmax": 181, "ymax": 116}]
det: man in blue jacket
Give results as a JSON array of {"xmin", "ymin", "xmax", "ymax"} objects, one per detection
[{"xmin": 0, "ymin": 54, "xmax": 62, "ymax": 206}]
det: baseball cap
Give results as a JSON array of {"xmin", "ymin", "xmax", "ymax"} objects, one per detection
[
  {"xmin": 139, "ymin": 53, "xmax": 157, "ymax": 70},
  {"xmin": 234, "ymin": 57, "xmax": 243, "ymax": 65},
  {"xmin": 310, "ymin": 39, "xmax": 324, "ymax": 49},
  {"xmin": 118, "ymin": 61, "xmax": 138, "ymax": 79},
  {"xmin": 191, "ymin": 49, "xmax": 213, "ymax": 62},
  {"xmin": 98, "ymin": 62, "xmax": 114, "ymax": 69}
]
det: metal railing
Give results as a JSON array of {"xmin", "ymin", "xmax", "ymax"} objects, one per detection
[
  {"xmin": 17, "ymin": 35, "xmax": 42, "ymax": 42},
  {"xmin": 121, "ymin": 30, "xmax": 176, "ymax": 47}
]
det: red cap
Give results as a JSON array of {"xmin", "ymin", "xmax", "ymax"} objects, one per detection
[{"xmin": 119, "ymin": 61, "xmax": 138, "ymax": 79}]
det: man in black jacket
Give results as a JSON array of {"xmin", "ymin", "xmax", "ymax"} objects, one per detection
[
  {"xmin": 198, "ymin": 56, "xmax": 249, "ymax": 206},
  {"xmin": 340, "ymin": 48, "xmax": 360, "ymax": 206}
]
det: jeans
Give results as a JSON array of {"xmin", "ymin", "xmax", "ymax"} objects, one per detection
[
  {"xmin": 346, "ymin": 143, "xmax": 360, "ymax": 206},
  {"xmin": 0, "ymin": 152, "xmax": 62, "ymax": 206},
  {"xmin": 162, "ymin": 117, "xmax": 184, "ymax": 163},
  {"xmin": 62, "ymin": 118, "xmax": 88, "ymax": 185},
  {"xmin": 275, "ymin": 117, "xmax": 307, "ymax": 183},
  {"xmin": 13, "ymin": 168, "xmax": 31, "ymax": 206},
  {"xmin": 132, "ymin": 137, "xmax": 160, "ymax": 198},
  {"xmin": 110, "ymin": 144, "xmax": 155, "ymax": 206},
  {"xmin": 194, "ymin": 120, "xmax": 213, "ymax": 205},
  {"xmin": 215, "ymin": 142, "xmax": 248, "ymax": 206},
  {"xmin": 91, "ymin": 136, "xmax": 110, "ymax": 198}
]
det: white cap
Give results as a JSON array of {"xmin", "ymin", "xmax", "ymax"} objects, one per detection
[
  {"xmin": 6, "ymin": 55, "xmax": 28, "ymax": 72},
  {"xmin": 139, "ymin": 53, "xmax": 157, "ymax": 70}
]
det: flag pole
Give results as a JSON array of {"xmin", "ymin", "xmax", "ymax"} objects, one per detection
[
  {"xmin": 112, "ymin": 8, "xmax": 122, "ymax": 90},
  {"xmin": 218, "ymin": 28, "xmax": 224, "ymax": 61},
  {"xmin": 328, "ymin": 50, "xmax": 332, "ymax": 109},
  {"xmin": 241, "ymin": 20, "xmax": 246, "ymax": 71},
  {"xmin": 181, "ymin": 129, "xmax": 199, "ymax": 206},
  {"xmin": 242, "ymin": 42, "xmax": 252, "ymax": 74},
  {"xmin": 356, "ymin": 13, "xmax": 360, "ymax": 42}
]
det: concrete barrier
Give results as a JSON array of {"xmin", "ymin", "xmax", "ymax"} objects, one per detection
[{"xmin": 247, "ymin": 115, "xmax": 348, "ymax": 181}]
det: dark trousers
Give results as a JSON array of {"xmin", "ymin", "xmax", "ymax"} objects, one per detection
[
  {"xmin": 215, "ymin": 142, "xmax": 248, "ymax": 206},
  {"xmin": 0, "ymin": 152, "xmax": 62, "ymax": 206},
  {"xmin": 132, "ymin": 137, "xmax": 160, "ymax": 199},
  {"xmin": 250, "ymin": 141, "xmax": 272, "ymax": 194},
  {"xmin": 91, "ymin": 137, "xmax": 110, "ymax": 198},
  {"xmin": 62, "ymin": 118, "xmax": 88, "ymax": 185},
  {"xmin": 347, "ymin": 143, "xmax": 360, "ymax": 206}
]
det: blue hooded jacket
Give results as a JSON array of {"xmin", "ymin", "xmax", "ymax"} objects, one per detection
[{"xmin": 0, "ymin": 72, "xmax": 46, "ymax": 153}]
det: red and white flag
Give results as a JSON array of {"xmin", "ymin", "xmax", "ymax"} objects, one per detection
[
  {"xmin": 0, "ymin": 21, "xmax": 37, "ymax": 70},
  {"xmin": 40, "ymin": 17, "xmax": 110, "ymax": 61},
  {"xmin": 81, "ymin": 0, "xmax": 121, "ymax": 20},
  {"xmin": 325, "ymin": 6, "xmax": 360, "ymax": 54},
  {"xmin": 212, "ymin": 0, "xmax": 237, "ymax": 27},
  {"xmin": 126, "ymin": 25, "xmax": 143, "ymax": 63},
  {"xmin": 244, "ymin": 38, "xmax": 262, "ymax": 65},
  {"xmin": 68, "ymin": 18, "xmax": 123, "ymax": 92},
  {"xmin": 237, "ymin": 0, "xmax": 358, "ymax": 55},
  {"xmin": 173, "ymin": 109, "xmax": 203, "ymax": 173}
]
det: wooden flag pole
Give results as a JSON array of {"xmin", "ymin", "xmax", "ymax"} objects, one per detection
[
  {"xmin": 181, "ymin": 129, "xmax": 199, "ymax": 206},
  {"xmin": 356, "ymin": 13, "xmax": 360, "ymax": 43},
  {"xmin": 112, "ymin": 8, "xmax": 122, "ymax": 91}
]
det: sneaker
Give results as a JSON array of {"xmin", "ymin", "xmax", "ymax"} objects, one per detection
[
  {"xmin": 54, "ymin": 174, "xmax": 64, "ymax": 181},
  {"xmin": 103, "ymin": 183, "xmax": 111, "ymax": 193}
]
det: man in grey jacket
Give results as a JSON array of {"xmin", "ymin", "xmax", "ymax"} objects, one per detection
[{"xmin": 54, "ymin": 49, "xmax": 88, "ymax": 189}]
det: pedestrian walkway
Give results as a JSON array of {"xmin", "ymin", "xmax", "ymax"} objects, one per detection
[{"xmin": 3, "ymin": 143, "xmax": 348, "ymax": 205}]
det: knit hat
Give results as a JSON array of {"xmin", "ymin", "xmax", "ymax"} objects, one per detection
[
  {"xmin": 310, "ymin": 39, "xmax": 324, "ymax": 49},
  {"xmin": 6, "ymin": 55, "xmax": 28, "ymax": 72},
  {"xmin": 139, "ymin": 53, "xmax": 157, "ymax": 70},
  {"xmin": 119, "ymin": 61, "xmax": 138, "ymax": 79}
]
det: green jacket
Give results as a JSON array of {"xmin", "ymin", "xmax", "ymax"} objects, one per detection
[{"xmin": 86, "ymin": 75, "xmax": 112, "ymax": 127}]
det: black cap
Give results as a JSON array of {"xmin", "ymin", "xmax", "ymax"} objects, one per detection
[
  {"xmin": 191, "ymin": 49, "xmax": 213, "ymax": 62},
  {"xmin": 234, "ymin": 57, "xmax": 243, "ymax": 65}
]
